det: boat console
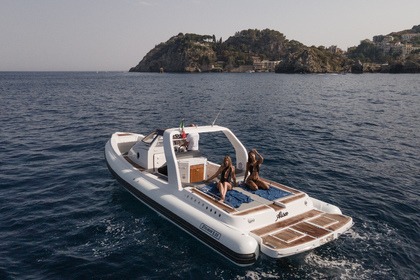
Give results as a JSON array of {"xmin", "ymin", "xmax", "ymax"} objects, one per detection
[{"xmin": 127, "ymin": 131, "xmax": 166, "ymax": 171}]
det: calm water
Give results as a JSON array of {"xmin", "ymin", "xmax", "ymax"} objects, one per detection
[{"xmin": 0, "ymin": 72, "xmax": 419, "ymax": 279}]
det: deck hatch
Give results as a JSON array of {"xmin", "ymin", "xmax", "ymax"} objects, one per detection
[
  {"xmin": 291, "ymin": 222, "xmax": 330, "ymax": 238},
  {"xmin": 273, "ymin": 228, "xmax": 304, "ymax": 243},
  {"xmin": 251, "ymin": 209, "xmax": 322, "ymax": 237},
  {"xmin": 322, "ymin": 213, "xmax": 353, "ymax": 231},
  {"xmin": 309, "ymin": 215, "xmax": 338, "ymax": 228}
]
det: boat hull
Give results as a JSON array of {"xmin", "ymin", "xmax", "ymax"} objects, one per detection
[
  {"xmin": 104, "ymin": 126, "xmax": 353, "ymax": 266},
  {"xmin": 105, "ymin": 140, "xmax": 259, "ymax": 266}
]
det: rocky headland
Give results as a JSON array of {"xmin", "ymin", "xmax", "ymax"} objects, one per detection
[{"xmin": 130, "ymin": 25, "xmax": 420, "ymax": 74}]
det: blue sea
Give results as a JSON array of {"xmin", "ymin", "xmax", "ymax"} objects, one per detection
[{"xmin": 1, "ymin": 72, "xmax": 419, "ymax": 279}]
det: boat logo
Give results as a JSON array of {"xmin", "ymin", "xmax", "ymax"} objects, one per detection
[{"xmin": 200, "ymin": 223, "xmax": 221, "ymax": 240}]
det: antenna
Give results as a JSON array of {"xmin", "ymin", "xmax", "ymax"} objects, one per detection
[
  {"xmin": 211, "ymin": 95, "xmax": 229, "ymax": 126},
  {"xmin": 212, "ymin": 107, "xmax": 222, "ymax": 126}
]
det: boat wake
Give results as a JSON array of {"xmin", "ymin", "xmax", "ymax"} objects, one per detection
[
  {"xmin": 92, "ymin": 218, "xmax": 129, "ymax": 258},
  {"xmin": 303, "ymin": 251, "xmax": 370, "ymax": 280}
]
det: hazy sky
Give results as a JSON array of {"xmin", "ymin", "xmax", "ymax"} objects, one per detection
[{"xmin": 1, "ymin": 0, "xmax": 419, "ymax": 71}]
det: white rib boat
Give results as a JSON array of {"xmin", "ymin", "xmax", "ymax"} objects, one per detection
[{"xmin": 105, "ymin": 125, "xmax": 353, "ymax": 266}]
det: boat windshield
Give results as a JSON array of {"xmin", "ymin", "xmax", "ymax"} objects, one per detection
[
  {"xmin": 142, "ymin": 131, "xmax": 158, "ymax": 144},
  {"xmin": 142, "ymin": 129, "xmax": 165, "ymax": 145}
]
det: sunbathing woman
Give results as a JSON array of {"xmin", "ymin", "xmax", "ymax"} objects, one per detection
[
  {"xmin": 205, "ymin": 155, "xmax": 237, "ymax": 202},
  {"xmin": 244, "ymin": 149, "xmax": 270, "ymax": 191}
]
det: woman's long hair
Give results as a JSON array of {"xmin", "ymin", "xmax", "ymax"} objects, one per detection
[
  {"xmin": 223, "ymin": 155, "xmax": 232, "ymax": 167},
  {"xmin": 247, "ymin": 151, "xmax": 255, "ymax": 164}
]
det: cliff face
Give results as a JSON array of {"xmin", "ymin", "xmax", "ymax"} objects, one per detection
[
  {"xmin": 346, "ymin": 24, "xmax": 420, "ymax": 73},
  {"xmin": 130, "ymin": 29, "xmax": 347, "ymax": 73},
  {"xmin": 276, "ymin": 47, "xmax": 349, "ymax": 73},
  {"xmin": 388, "ymin": 51, "xmax": 420, "ymax": 73},
  {"xmin": 129, "ymin": 33, "xmax": 217, "ymax": 73},
  {"xmin": 223, "ymin": 29, "xmax": 288, "ymax": 61},
  {"xmin": 130, "ymin": 25, "xmax": 420, "ymax": 73}
]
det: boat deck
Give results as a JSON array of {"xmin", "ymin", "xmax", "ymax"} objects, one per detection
[
  {"xmin": 111, "ymin": 129, "xmax": 353, "ymax": 261},
  {"xmin": 190, "ymin": 179, "xmax": 305, "ymax": 214},
  {"xmin": 122, "ymin": 152, "xmax": 307, "ymax": 215},
  {"xmin": 190, "ymin": 180, "xmax": 352, "ymax": 254},
  {"xmin": 251, "ymin": 209, "xmax": 352, "ymax": 252}
]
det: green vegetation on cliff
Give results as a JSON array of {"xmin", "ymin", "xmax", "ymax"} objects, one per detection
[
  {"xmin": 130, "ymin": 25, "xmax": 420, "ymax": 73},
  {"xmin": 130, "ymin": 29, "xmax": 296, "ymax": 72},
  {"xmin": 129, "ymin": 33, "xmax": 217, "ymax": 73},
  {"xmin": 347, "ymin": 24, "xmax": 420, "ymax": 73},
  {"xmin": 221, "ymin": 29, "xmax": 287, "ymax": 64},
  {"xmin": 277, "ymin": 46, "xmax": 349, "ymax": 73}
]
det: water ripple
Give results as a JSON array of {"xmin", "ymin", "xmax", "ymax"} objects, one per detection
[{"xmin": 0, "ymin": 72, "xmax": 419, "ymax": 279}]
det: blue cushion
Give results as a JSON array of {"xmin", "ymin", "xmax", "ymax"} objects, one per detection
[
  {"xmin": 200, "ymin": 182, "xmax": 253, "ymax": 208},
  {"xmin": 239, "ymin": 182, "xmax": 292, "ymax": 200}
]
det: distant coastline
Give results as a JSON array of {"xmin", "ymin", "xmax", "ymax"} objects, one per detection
[{"xmin": 130, "ymin": 25, "xmax": 420, "ymax": 74}]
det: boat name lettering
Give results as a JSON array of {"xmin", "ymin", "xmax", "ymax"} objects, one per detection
[
  {"xmin": 200, "ymin": 223, "xmax": 221, "ymax": 240},
  {"xmin": 276, "ymin": 211, "xmax": 289, "ymax": 221}
]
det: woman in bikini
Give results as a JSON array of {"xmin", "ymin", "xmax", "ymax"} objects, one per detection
[
  {"xmin": 205, "ymin": 155, "xmax": 237, "ymax": 202},
  {"xmin": 244, "ymin": 149, "xmax": 270, "ymax": 191}
]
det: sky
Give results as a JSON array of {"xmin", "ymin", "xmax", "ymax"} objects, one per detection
[{"xmin": 1, "ymin": 0, "xmax": 419, "ymax": 71}]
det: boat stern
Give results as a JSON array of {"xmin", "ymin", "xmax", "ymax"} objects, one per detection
[{"xmin": 251, "ymin": 209, "xmax": 353, "ymax": 259}]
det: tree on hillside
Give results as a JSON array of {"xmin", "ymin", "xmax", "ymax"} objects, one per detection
[
  {"xmin": 347, "ymin": 40, "xmax": 386, "ymax": 63},
  {"xmin": 411, "ymin": 24, "xmax": 420, "ymax": 33}
]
